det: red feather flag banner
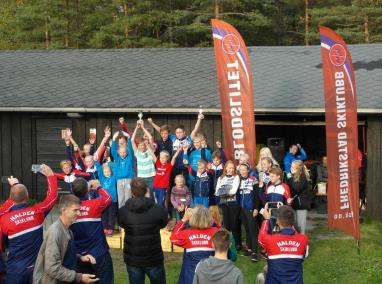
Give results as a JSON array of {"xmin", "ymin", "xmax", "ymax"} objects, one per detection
[
  {"xmin": 320, "ymin": 26, "xmax": 360, "ymax": 240},
  {"xmin": 211, "ymin": 19, "xmax": 256, "ymax": 165}
]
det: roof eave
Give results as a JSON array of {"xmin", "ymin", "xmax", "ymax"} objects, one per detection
[{"xmin": 0, "ymin": 107, "xmax": 380, "ymax": 115}]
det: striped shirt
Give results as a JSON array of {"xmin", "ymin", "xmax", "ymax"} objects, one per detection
[{"xmin": 136, "ymin": 150, "xmax": 156, "ymax": 178}]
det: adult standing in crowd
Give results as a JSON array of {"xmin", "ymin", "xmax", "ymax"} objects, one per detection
[
  {"xmin": 283, "ymin": 143, "xmax": 307, "ymax": 177},
  {"xmin": 71, "ymin": 178, "xmax": 114, "ymax": 284},
  {"xmin": 316, "ymin": 156, "xmax": 328, "ymax": 183},
  {"xmin": 256, "ymin": 147, "xmax": 279, "ymax": 172},
  {"xmin": 119, "ymin": 178, "xmax": 168, "ymax": 284},
  {"xmin": 258, "ymin": 205, "xmax": 308, "ymax": 284},
  {"xmin": 0, "ymin": 164, "xmax": 58, "ymax": 284},
  {"xmin": 33, "ymin": 195, "xmax": 98, "ymax": 284},
  {"xmin": 287, "ymin": 160, "xmax": 311, "ymax": 234},
  {"xmin": 171, "ymin": 206, "xmax": 218, "ymax": 284}
]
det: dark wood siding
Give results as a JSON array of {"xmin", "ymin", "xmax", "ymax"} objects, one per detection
[
  {"xmin": 0, "ymin": 112, "xmax": 371, "ymax": 208},
  {"xmin": 365, "ymin": 117, "xmax": 382, "ymax": 221}
]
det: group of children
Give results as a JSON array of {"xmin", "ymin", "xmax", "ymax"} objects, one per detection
[{"xmin": 57, "ymin": 114, "xmax": 293, "ymax": 264}]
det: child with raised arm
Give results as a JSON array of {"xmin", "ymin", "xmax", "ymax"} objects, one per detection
[
  {"xmin": 63, "ymin": 128, "xmax": 84, "ymax": 171},
  {"xmin": 147, "ymin": 113, "xmax": 204, "ymax": 184},
  {"xmin": 149, "ymin": 123, "xmax": 173, "ymax": 157},
  {"xmin": 110, "ymin": 129, "xmax": 135, "ymax": 208},
  {"xmin": 64, "ymin": 128, "xmax": 96, "ymax": 170},
  {"xmin": 150, "ymin": 146, "xmax": 182, "ymax": 207},
  {"xmin": 171, "ymin": 175, "xmax": 191, "ymax": 222},
  {"xmin": 131, "ymin": 121, "xmax": 156, "ymax": 199}
]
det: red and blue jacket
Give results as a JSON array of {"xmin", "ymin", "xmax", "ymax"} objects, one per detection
[
  {"xmin": 239, "ymin": 175, "xmax": 260, "ymax": 210},
  {"xmin": 54, "ymin": 170, "xmax": 91, "ymax": 192},
  {"xmin": 0, "ymin": 176, "xmax": 58, "ymax": 274},
  {"xmin": 70, "ymin": 188, "xmax": 112, "ymax": 258},
  {"xmin": 265, "ymin": 182, "xmax": 291, "ymax": 205},
  {"xmin": 258, "ymin": 219, "xmax": 308, "ymax": 284},
  {"xmin": 0, "ymin": 199, "xmax": 15, "ymax": 273},
  {"xmin": 170, "ymin": 220, "xmax": 217, "ymax": 284}
]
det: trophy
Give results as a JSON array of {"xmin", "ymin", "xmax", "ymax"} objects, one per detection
[{"xmin": 138, "ymin": 111, "xmax": 143, "ymax": 125}]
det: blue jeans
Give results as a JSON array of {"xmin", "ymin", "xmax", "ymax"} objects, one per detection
[
  {"xmin": 153, "ymin": 188, "xmax": 166, "ymax": 207},
  {"xmin": 127, "ymin": 263, "xmax": 166, "ymax": 284},
  {"xmin": 77, "ymin": 251, "xmax": 114, "ymax": 284}
]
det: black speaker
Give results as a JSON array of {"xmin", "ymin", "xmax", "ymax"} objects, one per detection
[{"xmin": 267, "ymin": 137, "xmax": 285, "ymax": 167}]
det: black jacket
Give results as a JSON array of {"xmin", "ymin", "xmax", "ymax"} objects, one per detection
[
  {"xmin": 287, "ymin": 174, "xmax": 311, "ymax": 210},
  {"xmin": 118, "ymin": 197, "xmax": 168, "ymax": 267}
]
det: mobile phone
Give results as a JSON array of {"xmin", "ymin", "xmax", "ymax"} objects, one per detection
[
  {"xmin": 267, "ymin": 202, "xmax": 279, "ymax": 209},
  {"xmin": 1, "ymin": 176, "xmax": 9, "ymax": 184},
  {"xmin": 31, "ymin": 164, "xmax": 42, "ymax": 174},
  {"xmin": 89, "ymin": 128, "xmax": 97, "ymax": 135}
]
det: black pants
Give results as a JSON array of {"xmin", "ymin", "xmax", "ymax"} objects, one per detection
[
  {"xmin": 219, "ymin": 203, "xmax": 241, "ymax": 246},
  {"xmin": 241, "ymin": 208, "xmax": 259, "ymax": 253}
]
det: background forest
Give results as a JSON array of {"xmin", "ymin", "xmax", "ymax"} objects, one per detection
[{"xmin": 0, "ymin": 0, "xmax": 381, "ymax": 49}]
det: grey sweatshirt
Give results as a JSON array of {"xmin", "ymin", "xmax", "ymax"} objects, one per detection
[{"xmin": 193, "ymin": 256, "xmax": 244, "ymax": 284}]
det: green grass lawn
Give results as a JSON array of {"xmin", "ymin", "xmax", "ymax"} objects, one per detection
[{"xmin": 111, "ymin": 219, "xmax": 382, "ymax": 284}]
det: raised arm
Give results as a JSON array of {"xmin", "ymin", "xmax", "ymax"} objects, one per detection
[
  {"xmin": 170, "ymin": 147, "xmax": 182, "ymax": 166},
  {"xmin": 147, "ymin": 142, "xmax": 157, "ymax": 162},
  {"xmin": 66, "ymin": 129, "xmax": 79, "ymax": 151},
  {"xmin": 0, "ymin": 178, "xmax": 16, "ymax": 216},
  {"xmin": 130, "ymin": 124, "xmax": 139, "ymax": 154},
  {"xmin": 147, "ymin": 118, "xmax": 161, "ymax": 133},
  {"xmin": 36, "ymin": 164, "xmax": 59, "ymax": 214},
  {"xmin": 190, "ymin": 113, "xmax": 204, "ymax": 140},
  {"xmin": 297, "ymin": 145, "xmax": 307, "ymax": 161},
  {"xmin": 110, "ymin": 132, "xmax": 119, "ymax": 160},
  {"xmin": 88, "ymin": 180, "xmax": 112, "ymax": 211},
  {"xmin": 94, "ymin": 127, "xmax": 110, "ymax": 163},
  {"xmin": 119, "ymin": 117, "xmax": 131, "ymax": 135},
  {"xmin": 141, "ymin": 123, "xmax": 154, "ymax": 145}
]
